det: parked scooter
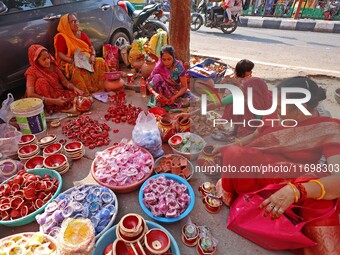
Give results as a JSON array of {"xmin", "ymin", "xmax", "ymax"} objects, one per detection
[
  {"xmin": 191, "ymin": 0, "xmax": 239, "ymax": 34},
  {"xmin": 323, "ymin": 0, "xmax": 340, "ymax": 20},
  {"xmin": 122, "ymin": 1, "xmax": 168, "ymax": 39}
]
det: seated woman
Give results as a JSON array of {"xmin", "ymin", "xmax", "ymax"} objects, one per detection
[
  {"xmin": 25, "ymin": 44, "xmax": 83, "ymax": 114},
  {"xmin": 147, "ymin": 45, "xmax": 190, "ymax": 109},
  {"xmin": 213, "ymin": 76, "xmax": 340, "ymax": 255},
  {"xmin": 54, "ymin": 13, "xmax": 108, "ymax": 94}
]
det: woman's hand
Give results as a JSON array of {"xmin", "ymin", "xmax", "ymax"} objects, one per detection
[
  {"xmin": 54, "ymin": 97, "xmax": 68, "ymax": 107},
  {"xmin": 259, "ymin": 184, "xmax": 296, "ymax": 219},
  {"xmin": 212, "ymin": 145, "xmax": 225, "ymax": 155},
  {"xmin": 73, "ymin": 87, "xmax": 84, "ymax": 95},
  {"xmin": 155, "ymin": 94, "xmax": 168, "ymax": 106},
  {"xmin": 168, "ymin": 96, "xmax": 177, "ymax": 105},
  {"xmin": 89, "ymin": 55, "xmax": 96, "ymax": 65}
]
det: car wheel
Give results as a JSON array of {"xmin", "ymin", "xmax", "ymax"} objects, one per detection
[{"xmin": 110, "ymin": 32, "xmax": 131, "ymax": 48}]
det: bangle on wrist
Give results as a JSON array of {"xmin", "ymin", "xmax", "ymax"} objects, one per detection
[
  {"xmin": 294, "ymin": 183, "xmax": 307, "ymax": 200},
  {"xmin": 308, "ymin": 179, "xmax": 326, "ymax": 200},
  {"xmin": 288, "ymin": 183, "xmax": 299, "ymax": 203}
]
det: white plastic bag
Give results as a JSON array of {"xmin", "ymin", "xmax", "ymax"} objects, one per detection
[
  {"xmin": 0, "ymin": 93, "xmax": 14, "ymax": 123},
  {"xmin": 0, "ymin": 123, "xmax": 22, "ymax": 157},
  {"xmin": 132, "ymin": 111, "xmax": 164, "ymax": 158}
]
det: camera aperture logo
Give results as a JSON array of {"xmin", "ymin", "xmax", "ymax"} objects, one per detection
[{"xmin": 200, "ymin": 84, "xmax": 312, "ymax": 128}]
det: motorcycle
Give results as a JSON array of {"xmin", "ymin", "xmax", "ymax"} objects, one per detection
[
  {"xmin": 122, "ymin": 1, "xmax": 168, "ymax": 39},
  {"xmin": 190, "ymin": 0, "xmax": 239, "ymax": 34}
]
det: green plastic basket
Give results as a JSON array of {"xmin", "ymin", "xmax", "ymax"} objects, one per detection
[{"xmin": 0, "ymin": 168, "xmax": 62, "ymax": 227}]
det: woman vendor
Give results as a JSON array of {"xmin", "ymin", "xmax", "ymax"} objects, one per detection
[
  {"xmin": 147, "ymin": 45, "xmax": 190, "ymax": 109},
  {"xmin": 54, "ymin": 13, "xmax": 108, "ymax": 94},
  {"xmin": 213, "ymin": 76, "xmax": 340, "ymax": 255},
  {"xmin": 25, "ymin": 44, "xmax": 83, "ymax": 114}
]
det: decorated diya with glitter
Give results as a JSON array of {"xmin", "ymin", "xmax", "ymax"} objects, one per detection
[
  {"xmin": 181, "ymin": 223, "xmax": 199, "ymax": 247},
  {"xmin": 203, "ymin": 194, "xmax": 222, "ymax": 214},
  {"xmin": 198, "ymin": 182, "xmax": 216, "ymax": 197},
  {"xmin": 196, "ymin": 236, "xmax": 217, "ymax": 255}
]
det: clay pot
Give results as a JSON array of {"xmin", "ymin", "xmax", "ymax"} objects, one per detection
[
  {"xmin": 141, "ymin": 55, "xmax": 158, "ymax": 79},
  {"xmin": 157, "ymin": 118, "xmax": 176, "ymax": 143},
  {"xmin": 181, "ymin": 223, "xmax": 199, "ymax": 247},
  {"xmin": 104, "ymin": 78, "xmax": 125, "ymax": 92},
  {"xmin": 176, "ymin": 116, "xmax": 190, "ymax": 133},
  {"xmin": 144, "ymin": 229, "xmax": 170, "ymax": 254},
  {"xmin": 75, "ymin": 95, "xmax": 93, "ymax": 112},
  {"xmin": 197, "ymin": 145, "xmax": 221, "ymax": 175}
]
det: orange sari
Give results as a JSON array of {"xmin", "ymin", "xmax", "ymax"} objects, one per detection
[
  {"xmin": 54, "ymin": 14, "xmax": 108, "ymax": 94},
  {"xmin": 219, "ymin": 115, "xmax": 340, "ymax": 255}
]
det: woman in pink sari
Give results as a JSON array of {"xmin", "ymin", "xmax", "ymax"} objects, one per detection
[
  {"xmin": 147, "ymin": 45, "xmax": 190, "ymax": 109},
  {"xmin": 25, "ymin": 44, "xmax": 83, "ymax": 114},
  {"xmin": 214, "ymin": 77, "xmax": 340, "ymax": 255}
]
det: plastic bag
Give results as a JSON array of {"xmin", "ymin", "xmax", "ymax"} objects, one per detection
[
  {"xmin": 0, "ymin": 93, "xmax": 14, "ymax": 123},
  {"xmin": 0, "ymin": 159, "xmax": 23, "ymax": 183},
  {"xmin": 0, "ymin": 123, "xmax": 22, "ymax": 158},
  {"xmin": 132, "ymin": 111, "xmax": 164, "ymax": 158}
]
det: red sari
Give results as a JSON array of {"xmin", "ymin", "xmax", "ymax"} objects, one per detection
[
  {"xmin": 25, "ymin": 44, "xmax": 76, "ymax": 113},
  {"xmin": 219, "ymin": 115, "xmax": 340, "ymax": 254}
]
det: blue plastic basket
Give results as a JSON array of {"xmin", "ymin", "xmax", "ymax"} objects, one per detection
[
  {"xmin": 139, "ymin": 173, "xmax": 195, "ymax": 223},
  {"xmin": 188, "ymin": 58, "xmax": 229, "ymax": 81},
  {"xmin": 92, "ymin": 220, "xmax": 180, "ymax": 255},
  {"xmin": 0, "ymin": 168, "xmax": 62, "ymax": 227}
]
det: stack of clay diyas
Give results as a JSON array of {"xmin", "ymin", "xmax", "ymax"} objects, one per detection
[
  {"xmin": 17, "ymin": 144, "xmax": 40, "ymax": 162},
  {"xmin": 63, "ymin": 141, "xmax": 85, "ymax": 160},
  {"xmin": 43, "ymin": 153, "xmax": 69, "ymax": 175},
  {"xmin": 18, "ymin": 134, "xmax": 37, "ymax": 148},
  {"xmin": 37, "ymin": 134, "xmax": 57, "ymax": 149}
]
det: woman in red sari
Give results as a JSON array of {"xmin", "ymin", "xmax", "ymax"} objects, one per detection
[
  {"xmin": 214, "ymin": 76, "xmax": 340, "ymax": 255},
  {"xmin": 25, "ymin": 44, "xmax": 83, "ymax": 114}
]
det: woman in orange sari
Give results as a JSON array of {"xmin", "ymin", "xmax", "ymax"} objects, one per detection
[
  {"xmin": 25, "ymin": 44, "xmax": 83, "ymax": 114},
  {"xmin": 54, "ymin": 13, "xmax": 108, "ymax": 94},
  {"xmin": 214, "ymin": 76, "xmax": 340, "ymax": 255}
]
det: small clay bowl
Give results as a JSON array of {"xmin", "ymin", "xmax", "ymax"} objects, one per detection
[
  {"xmin": 64, "ymin": 141, "xmax": 83, "ymax": 152},
  {"xmin": 144, "ymin": 229, "xmax": 170, "ymax": 254},
  {"xmin": 50, "ymin": 120, "xmax": 61, "ymax": 128},
  {"xmin": 43, "ymin": 143, "xmax": 63, "ymax": 156},
  {"xmin": 196, "ymin": 237, "xmax": 217, "ymax": 255},
  {"xmin": 18, "ymin": 144, "xmax": 40, "ymax": 157},
  {"xmin": 111, "ymin": 239, "xmax": 129, "ymax": 255},
  {"xmin": 198, "ymin": 182, "xmax": 216, "ymax": 197},
  {"xmin": 168, "ymin": 134, "xmax": 183, "ymax": 149},
  {"xmin": 19, "ymin": 134, "xmax": 36, "ymax": 145},
  {"xmin": 24, "ymin": 156, "xmax": 44, "ymax": 170},
  {"xmin": 43, "ymin": 153, "xmax": 67, "ymax": 170},
  {"xmin": 119, "ymin": 213, "xmax": 143, "ymax": 238}
]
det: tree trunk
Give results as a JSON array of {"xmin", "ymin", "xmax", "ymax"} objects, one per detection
[{"xmin": 169, "ymin": 0, "xmax": 191, "ymax": 63}]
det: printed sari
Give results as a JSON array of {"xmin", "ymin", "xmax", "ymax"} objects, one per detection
[
  {"xmin": 54, "ymin": 14, "xmax": 108, "ymax": 94},
  {"xmin": 218, "ymin": 115, "xmax": 340, "ymax": 255},
  {"xmin": 222, "ymin": 77, "xmax": 272, "ymax": 138},
  {"xmin": 25, "ymin": 44, "xmax": 76, "ymax": 113},
  {"xmin": 147, "ymin": 59, "xmax": 190, "ymax": 109}
]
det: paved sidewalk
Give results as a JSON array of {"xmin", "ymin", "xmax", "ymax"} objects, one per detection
[{"xmin": 239, "ymin": 16, "xmax": 340, "ymax": 33}]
